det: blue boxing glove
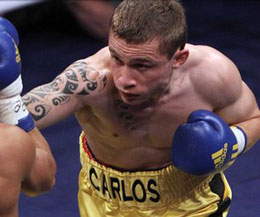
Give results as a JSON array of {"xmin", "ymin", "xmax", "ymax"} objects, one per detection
[
  {"xmin": 0, "ymin": 17, "xmax": 35, "ymax": 132},
  {"xmin": 172, "ymin": 110, "xmax": 247, "ymax": 176},
  {"xmin": 0, "ymin": 17, "xmax": 19, "ymax": 45}
]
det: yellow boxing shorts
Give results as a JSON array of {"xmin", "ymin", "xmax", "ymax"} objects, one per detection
[{"xmin": 78, "ymin": 132, "xmax": 232, "ymax": 217}]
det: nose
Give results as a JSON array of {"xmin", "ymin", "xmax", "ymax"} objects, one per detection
[{"xmin": 117, "ymin": 66, "xmax": 136, "ymax": 90}]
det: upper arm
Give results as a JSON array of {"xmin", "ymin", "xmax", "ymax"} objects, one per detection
[
  {"xmin": 216, "ymin": 79, "xmax": 260, "ymax": 149},
  {"xmin": 193, "ymin": 46, "xmax": 260, "ymax": 123},
  {"xmin": 23, "ymin": 59, "xmax": 108, "ymax": 128},
  {"xmin": 195, "ymin": 47, "xmax": 260, "ymax": 146},
  {"xmin": 0, "ymin": 125, "xmax": 35, "ymax": 212},
  {"xmin": 209, "ymin": 57, "xmax": 260, "ymax": 125},
  {"xmin": 21, "ymin": 127, "xmax": 56, "ymax": 196},
  {"xmin": 216, "ymin": 81, "xmax": 260, "ymax": 125}
]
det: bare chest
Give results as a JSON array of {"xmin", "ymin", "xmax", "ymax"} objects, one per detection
[{"xmin": 76, "ymin": 93, "xmax": 211, "ymax": 149}]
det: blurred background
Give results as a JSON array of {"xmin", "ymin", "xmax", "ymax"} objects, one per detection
[{"xmin": 1, "ymin": 0, "xmax": 260, "ymax": 216}]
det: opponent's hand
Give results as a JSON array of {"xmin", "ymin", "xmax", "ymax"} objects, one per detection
[
  {"xmin": 0, "ymin": 17, "xmax": 21, "ymax": 90},
  {"xmin": 172, "ymin": 110, "xmax": 247, "ymax": 176},
  {"xmin": 0, "ymin": 17, "xmax": 34, "ymax": 132}
]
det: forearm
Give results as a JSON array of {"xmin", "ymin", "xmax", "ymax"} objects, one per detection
[
  {"xmin": 235, "ymin": 115, "xmax": 260, "ymax": 151},
  {"xmin": 22, "ymin": 82, "xmax": 80, "ymax": 129},
  {"xmin": 22, "ymin": 84, "xmax": 72, "ymax": 129},
  {"xmin": 22, "ymin": 127, "xmax": 56, "ymax": 196}
]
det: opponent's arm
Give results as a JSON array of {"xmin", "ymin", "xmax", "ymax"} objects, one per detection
[
  {"xmin": 23, "ymin": 59, "xmax": 107, "ymax": 129},
  {"xmin": 0, "ymin": 17, "xmax": 56, "ymax": 195},
  {"xmin": 21, "ymin": 127, "xmax": 56, "ymax": 196},
  {"xmin": 0, "ymin": 124, "xmax": 36, "ymax": 214}
]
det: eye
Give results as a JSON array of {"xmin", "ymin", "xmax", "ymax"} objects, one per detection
[
  {"xmin": 132, "ymin": 63, "xmax": 151, "ymax": 70},
  {"xmin": 111, "ymin": 55, "xmax": 123, "ymax": 65}
]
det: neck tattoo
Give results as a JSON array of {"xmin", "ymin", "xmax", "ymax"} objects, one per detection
[{"xmin": 114, "ymin": 99, "xmax": 137, "ymax": 130}]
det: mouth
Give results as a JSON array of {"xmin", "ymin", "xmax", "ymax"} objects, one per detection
[{"xmin": 119, "ymin": 91, "xmax": 140, "ymax": 100}]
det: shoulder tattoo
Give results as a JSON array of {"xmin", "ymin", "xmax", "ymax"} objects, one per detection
[{"xmin": 23, "ymin": 60, "xmax": 107, "ymax": 120}]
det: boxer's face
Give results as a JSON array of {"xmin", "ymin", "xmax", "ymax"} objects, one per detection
[{"xmin": 108, "ymin": 33, "xmax": 175, "ymax": 106}]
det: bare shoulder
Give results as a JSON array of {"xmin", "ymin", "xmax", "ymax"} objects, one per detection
[
  {"xmin": 86, "ymin": 46, "xmax": 111, "ymax": 64},
  {"xmin": 62, "ymin": 46, "xmax": 111, "ymax": 94},
  {"xmin": 33, "ymin": 46, "xmax": 111, "ymax": 104},
  {"xmin": 23, "ymin": 47, "xmax": 112, "ymax": 127},
  {"xmin": 186, "ymin": 44, "xmax": 242, "ymax": 109},
  {"xmin": 78, "ymin": 46, "xmax": 111, "ymax": 71},
  {"xmin": 63, "ymin": 47, "xmax": 112, "ymax": 103}
]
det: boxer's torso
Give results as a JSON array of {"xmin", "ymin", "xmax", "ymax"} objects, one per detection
[{"xmin": 75, "ymin": 44, "xmax": 225, "ymax": 171}]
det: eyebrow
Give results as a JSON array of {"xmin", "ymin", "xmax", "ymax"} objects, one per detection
[
  {"xmin": 109, "ymin": 47, "xmax": 157, "ymax": 65},
  {"xmin": 129, "ymin": 58, "xmax": 156, "ymax": 66}
]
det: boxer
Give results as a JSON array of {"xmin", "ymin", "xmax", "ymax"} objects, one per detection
[{"xmin": 23, "ymin": 0, "xmax": 260, "ymax": 216}]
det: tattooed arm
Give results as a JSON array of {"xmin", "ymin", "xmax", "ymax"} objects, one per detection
[{"xmin": 23, "ymin": 60, "xmax": 107, "ymax": 128}]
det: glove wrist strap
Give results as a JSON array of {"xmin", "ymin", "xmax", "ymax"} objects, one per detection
[
  {"xmin": 0, "ymin": 94, "xmax": 35, "ymax": 131},
  {"xmin": 231, "ymin": 126, "xmax": 247, "ymax": 156}
]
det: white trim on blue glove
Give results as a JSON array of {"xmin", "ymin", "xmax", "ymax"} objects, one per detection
[{"xmin": 230, "ymin": 126, "xmax": 247, "ymax": 156}]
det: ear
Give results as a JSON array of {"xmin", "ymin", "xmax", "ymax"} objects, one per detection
[{"xmin": 172, "ymin": 49, "xmax": 189, "ymax": 68}]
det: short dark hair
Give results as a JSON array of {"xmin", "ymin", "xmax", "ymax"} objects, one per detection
[{"xmin": 110, "ymin": 0, "xmax": 187, "ymax": 59}]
